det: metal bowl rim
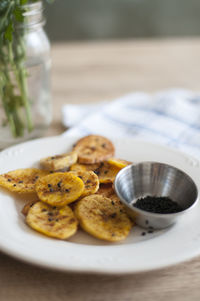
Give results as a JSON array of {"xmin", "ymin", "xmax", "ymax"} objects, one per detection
[{"xmin": 114, "ymin": 161, "xmax": 199, "ymax": 218}]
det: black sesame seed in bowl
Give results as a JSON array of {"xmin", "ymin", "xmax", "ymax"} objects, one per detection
[{"xmin": 133, "ymin": 196, "xmax": 183, "ymax": 214}]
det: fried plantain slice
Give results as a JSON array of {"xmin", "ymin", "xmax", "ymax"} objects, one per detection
[
  {"xmin": 35, "ymin": 172, "xmax": 84, "ymax": 207},
  {"xmin": 73, "ymin": 135, "xmax": 115, "ymax": 164},
  {"xmin": 71, "ymin": 162, "xmax": 120, "ymax": 183},
  {"xmin": 96, "ymin": 184, "xmax": 114, "ymax": 198},
  {"xmin": 92, "ymin": 162, "xmax": 121, "ymax": 184},
  {"xmin": 26, "ymin": 201, "xmax": 78, "ymax": 239},
  {"xmin": 96, "ymin": 184, "xmax": 126, "ymax": 209},
  {"xmin": 70, "ymin": 163, "xmax": 99, "ymax": 172},
  {"xmin": 21, "ymin": 200, "xmax": 38, "ymax": 216},
  {"xmin": 69, "ymin": 170, "xmax": 99, "ymax": 197},
  {"xmin": 107, "ymin": 158, "xmax": 132, "ymax": 169},
  {"xmin": 75, "ymin": 194, "xmax": 132, "ymax": 242},
  {"xmin": 40, "ymin": 151, "xmax": 78, "ymax": 171},
  {"xmin": 0, "ymin": 168, "xmax": 49, "ymax": 194},
  {"xmin": 70, "ymin": 163, "xmax": 87, "ymax": 172}
]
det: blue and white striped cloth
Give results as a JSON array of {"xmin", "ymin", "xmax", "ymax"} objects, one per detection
[{"xmin": 62, "ymin": 89, "xmax": 200, "ymax": 159}]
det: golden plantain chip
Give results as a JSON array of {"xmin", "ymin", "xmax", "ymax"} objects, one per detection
[
  {"xmin": 70, "ymin": 163, "xmax": 88, "ymax": 172},
  {"xmin": 96, "ymin": 162, "xmax": 121, "ymax": 183},
  {"xmin": 70, "ymin": 163, "xmax": 99, "ymax": 172},
  {"xmin": 91, "ymin": 162, "xmax": 121, "ymax": 184},
  {"xmin": 107, "ymin": 158, "xmax": 132, "ymax": 169},
  {"xmin": 73, "ymin": 135, "xmax": 115, "ymax": 164},
  {"xmin": 71, "ymin": 162, "xmax": 120, "ymax": 184},
  {"xmin": 35, "ymin": 172, "xmax": 84, "ymax": 207},
  {"xmin": 40, "ymin": 151, "xmax": 78, "ymax": 171},
  {"xmin": 96, "ymin": 184, "xmax": 127, "ymax": 210},
  {"xmin": 75, "ymin": 194, "xmax": 132, "ymax": 242},
  {"xmin": 69, "ymin": 170, "xmax": 99, "ymax": 197},
  {"xmin": 26, "ymin": 201, "xmax": 78, "ymax": 239},
  {"xmin": 0, "ymin": 168, "xmax": 49, "ymax": 194},
  {"xmin": 96, "ymin": 184, "xmax": 114, "ymax": 198},
  {"xmin": 21, "ymin": 200, "xmax": 38, "ymax": 216}
]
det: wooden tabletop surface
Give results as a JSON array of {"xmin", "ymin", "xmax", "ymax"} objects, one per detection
[{"xmin": 1, "ymin": 38, "xmax": 200, "ymax": 301}]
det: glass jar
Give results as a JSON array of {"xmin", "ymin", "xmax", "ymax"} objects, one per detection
[{"xmin": 0, "ymin": 1, "xmax": 52, "ymax": 149}]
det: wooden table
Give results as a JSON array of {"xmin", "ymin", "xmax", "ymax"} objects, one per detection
[{"xmin": 1, "ymin": 38, "xmax": 200, "ymax": 301}]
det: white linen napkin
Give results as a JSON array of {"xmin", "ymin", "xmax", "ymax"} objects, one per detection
[{"xmin": 62, "ymin": 89, "xmax": 200, "ymax": 159}]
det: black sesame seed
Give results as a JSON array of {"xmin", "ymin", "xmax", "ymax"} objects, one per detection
[
  {"xmin": 134, "ymin": 196, "xmax": 183, "ymax": 214},
  {"xmin": 148, "ymin": 226, "xmax": 154, "ymax": 230},
  {"xmin": 141, "ymin": 232, "xmax": 146, "ymax": 236},
  {"xmin": 53, "ymin": 206, "xmax": 57, "ymax": 209},
  {"xmin": 51, "ymin": 156, "xmax": 55, "ymax": 160},
  {"xmin": 78, "ymin": 176, "xmax": 83, "ymax": 179},
  {"xmin": 55, "ymin": 218, "xmax": 59, "ymax": 222},
  {"xmin": 48, "ymin": 218, "xmax": 53, "ymax": 222},
  {"xmin": 111, "ymin": 201, "xmax": 115, "ymax": 205},
  {"xmin": 145, "ymin": 220, "xmax": 149, "ymax": 225},
  {"xmin": 50, "ymin": 171, "xmax": 54, "ymax": 174},
  {"xmin": 86, "ymin": 180, "xmax": 91, "ymax": 184},
  {"xmin": 110, "ymin": 213, "xmax": 117, "ymax": 218},
  {"xmin": 148, "ymin": 230, "xmax": 154, "ymax": 234},
  {"xmin": 48, "ymin": 212, "xmax": 53, "ymax": 216},
  {"xmin": 65, "ymin": 189, "xmax": 70, "ymax": 193},
  {"xmin": 13, "ymin": 184, "xmax": 16, "ymax": 187},
  {"xmin": 57, "ymin": 181, "xmax": 62, "ymax": 188},
  {"xmin": 101, "ymin": 143, "xmax": 106, "ymax": 148},
  {"xmin": 48, "ymin": 184, "xmax": 52, "ymax": 188},
  {"xmin": 42, "ymin": 209, "xmax": 47, "ymax": 212},
  {"xmin": 49, "ymin": 188, "xmax": 54, "ymax": 192},
  {"xmin": 7, "ymin": 179, "xmax": 11, "ymax": 182},
  {"xmin": 18, "ymin": 180, "xmax": 23, "ymax": 183},
  {"xmin": 104, "ymin": 170, "xmax": 108, "ymax": 174}
]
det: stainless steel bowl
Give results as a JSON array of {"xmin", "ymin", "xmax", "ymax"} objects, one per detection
[{"xmin": 114, "ymin": 161, "xmax": 198, "ymax": 229}]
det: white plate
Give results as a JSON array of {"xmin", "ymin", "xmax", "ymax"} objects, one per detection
[{"xmin": 0, "ymin": 136, "xmax": 200, "ymax": 275}]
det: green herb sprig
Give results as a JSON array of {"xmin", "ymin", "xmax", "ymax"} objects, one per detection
[{"xmin": 0, "ymin": 0, "xmax": 52, "ymax": 138}]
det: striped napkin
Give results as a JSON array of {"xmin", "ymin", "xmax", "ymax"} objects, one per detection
[{"xmin": 62, "ymin": 89, "xmax": 200, "ymax": 159}]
